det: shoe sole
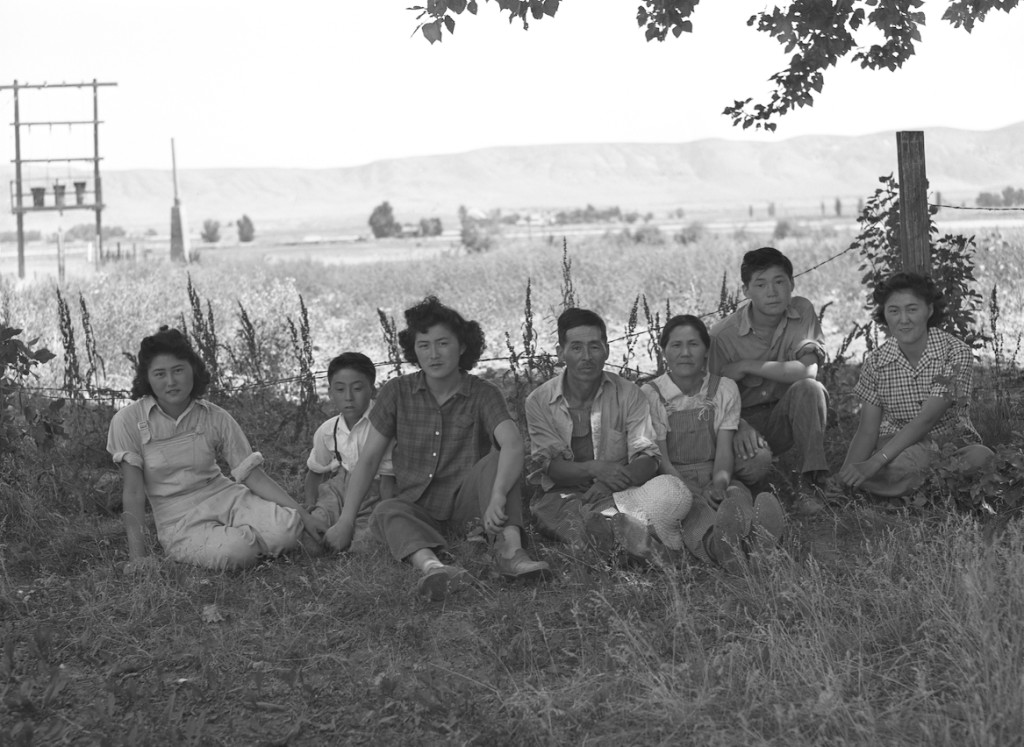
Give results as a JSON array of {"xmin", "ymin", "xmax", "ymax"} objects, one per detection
[
  {"xmin": 417, "ymin": 568, "xmax": 470, "ymax": 602},
  {"xmin": 711, "ymin": 496, "xmax": 748, "ymax": 575},
  {"xmin": 500, "ymin": 566, "xmax": 554, "ymax": 582},
  {"xmin": 750, "ymin": 492, "xmax": 785, "ymax": 552},
  {"xmin": 583, "ymin": 514, "xmax": 616, "ymax": 555}
]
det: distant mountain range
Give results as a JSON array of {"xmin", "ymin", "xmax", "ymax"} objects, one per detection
[{"xmin": 3, "ymin": 122, "xmax": 1022, "ymax": 236}]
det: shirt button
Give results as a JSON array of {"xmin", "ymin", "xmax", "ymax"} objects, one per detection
[
  {"xmin": 428, "ymin": 473, "xmax": 433, "ymax": 478},
  {"xmin": 435, "ymin": 431, "xmax": 439, "ymax": 435},
  {"xmin": 432, "ymin": 452, "xmax": 437, "ymax": 456}
]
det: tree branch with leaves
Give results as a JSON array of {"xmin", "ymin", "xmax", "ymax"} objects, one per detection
[{"xmin": 409, "ymin": 0, "xmax": 1019, "ymax": 130}]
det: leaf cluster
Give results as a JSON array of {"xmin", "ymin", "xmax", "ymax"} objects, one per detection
[
  {"xmin": 919, "ymin": 440, "xmax": 1024, "ymax": 519},
  {"xmin": 850, "ymin": 174, "xmax": 984, "ymax": 347},
  {"xmin": 1, "ymin": 325, "xmax": 61, "ymax": 458},
  {"xmin": 411, "ymin": 0, "xmax": 560, "ymax": 44},
  {"xmin": 408, "ymin": 0, "xmax": 1020, "ymax": 130}
]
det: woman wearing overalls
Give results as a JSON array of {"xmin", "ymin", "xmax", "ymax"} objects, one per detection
[
  {"xmin": 107, "ymin": 327, "xmax": 326, "ymax": 571},
  {"xmin": 642, "ymin": 315, "xmax": 785, "ymax": 572}
]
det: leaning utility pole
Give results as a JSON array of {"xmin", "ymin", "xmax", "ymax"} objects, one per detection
[
  {"xmin": 169, "ymin": 138, "xmax": 189, "ymax": 262},
  {"xmin": 1, "ymin": 79, "xmax": 117, "ymax": 279}
]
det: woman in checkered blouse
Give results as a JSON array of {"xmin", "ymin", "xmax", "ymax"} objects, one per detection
[{"xmin": 838, "ymin": 272, "xmax": 993, "ymax": 497}]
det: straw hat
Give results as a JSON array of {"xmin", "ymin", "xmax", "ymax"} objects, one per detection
[{"xmin": 613, "ymin": 475, "xmax": 693, "ymax": 551}]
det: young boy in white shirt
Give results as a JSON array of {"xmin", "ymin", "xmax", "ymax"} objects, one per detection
[{"xmin": 304, "ymin": 352, "xmax": 394, "ymax": 551}]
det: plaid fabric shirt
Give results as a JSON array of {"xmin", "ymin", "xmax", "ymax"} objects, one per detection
[
  {"xmin": 369, "ymin": 370, "xmax": 512, "ymax": 521},
  {"xmin": 854, "ymin": 327, "xmax": 979, "ymax": 443}
]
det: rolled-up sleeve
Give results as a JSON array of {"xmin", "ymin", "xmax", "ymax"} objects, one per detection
[
  {"xmin": 525, "ymin": 389, "xmax": 573, "ymax": 490},
  {"xmin": 306, "ymin": 419, "xmax": 338, "ymax": 474},
  {"xmin": 230, "ymin": 452, "xmax": 265, "ymax": 482},
  {"xmin": 208, "ymin": 406, "xmax": 261, "ymax": 480},
  {"xmin": 107, "ymin": 406, "xmax": 144, "ymax": 469},
  {"xmin": 369, "ymin": 379, "xmax": 400, "ymax": 440},
  {"xmin": 853, "ymin": 353, "xmax": 884, "ymax": 409},
  {"xmin": 621, "ymin": 384, "xmax": 659, "ymax": 464},
  {"xmin": 790, "ymin": 298, "xmax": 826, "ymax": 364},
  {"xmin": 378, "ymin": 439, "xmax": 395, "ymax": 477},
  {"xmin": 718, "ymin": 378, "xmax": 741, "ymax": 431},
  {"xmin": 641, "ymin": 384, "xmax": 670, "ymax": 441}
]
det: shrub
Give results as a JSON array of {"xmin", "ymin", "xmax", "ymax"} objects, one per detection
[
  {"xmin": 368, "ymin": 201, "xmax": 400, "ymax": 239},
  {"xmin": 236, "ymin": 215, "xmax": 255, "ymax": 243},
  {"xmin": 852, "ymin": 174, "xmax": 984, "ymax": 346},
  {"xmin": 1, "ymin": 324, "xmax": 59, "ymax": 459},
  {"xmin": 673, "ymin": 221, "xmax": 706, "ymax": 245},
  {"xmin": 458, "ymin": 205, "xmax": 500, "ymax": 253},
  {"xmin": 201, "ymin": 219, "xmax": 221, "ymax": 243}
]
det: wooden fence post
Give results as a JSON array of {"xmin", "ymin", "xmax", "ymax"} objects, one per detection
[{"xmin": 896, "ymin": 131, "xmax": 932, "ymax": 274}]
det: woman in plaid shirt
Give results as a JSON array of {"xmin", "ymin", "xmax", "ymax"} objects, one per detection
[{"xmin": 838, "ymin": 273, "xmax": 993, "ymax": 497}]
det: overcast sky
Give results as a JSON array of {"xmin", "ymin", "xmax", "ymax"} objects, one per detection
[{"xmin": 1, "ymin": 1, "xmax": 1022, "ymax": 170}]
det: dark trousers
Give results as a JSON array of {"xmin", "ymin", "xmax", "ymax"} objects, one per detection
[
  {"xmin": 370, "ymin": 451, "xmax": 524, "ymax": 561},
  {"xmin": 743, "ymin": 378, "xmax": 829, "ymax": 476}
]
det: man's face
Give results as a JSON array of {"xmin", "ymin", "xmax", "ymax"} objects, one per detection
[
  {"xmin": 414, "ymin": 323, "xmax": 464, "ymax": 381},
  {"xmin": 743, "ymin": 265, "xmax": 794, "ymax": 318},
  {"xmin": 558, "ymin": 325, "xmax": 608, "ymax": 386}
]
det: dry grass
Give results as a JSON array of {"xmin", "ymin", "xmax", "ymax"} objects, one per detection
[{"xmin": 3, "ymin": 226, "xmax": 1024, "ymax": 745}]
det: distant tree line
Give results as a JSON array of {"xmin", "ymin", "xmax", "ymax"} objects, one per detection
[
  {"xmin": 0, "ymin": 230, "xmax": 42, "ymax": 243},
  {"xmin": 554, "ymin": 204, "xmax": 622, "ymax": 225},
  {"xmin": 976, "ymin": 186, "xmax": 1024, "ymax": 208},
  {"xmin": 368, "ymin": 201, "xmax": 443, "ymax": 239}
]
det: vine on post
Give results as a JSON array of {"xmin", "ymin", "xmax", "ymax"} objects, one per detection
[{"xmin": 850, "ymin": 174, "xmax": 984, "ymax": 346}]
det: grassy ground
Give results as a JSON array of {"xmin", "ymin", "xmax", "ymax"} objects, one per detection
[{"xmin": 3, "ymin": 227, "xmax": 1024, "ymax": 745}]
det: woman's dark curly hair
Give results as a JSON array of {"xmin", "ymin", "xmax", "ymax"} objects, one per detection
[
  {"xmin": 129, "ymin": 326, "xmax": 211, "ymax": 400},
  {"xmin": 871, "ymin": 272, "xmax": 946, "ymax": 328},
  {"xmin": 397, "ymin": 296, "xmax": 486, "ymax": 371}
]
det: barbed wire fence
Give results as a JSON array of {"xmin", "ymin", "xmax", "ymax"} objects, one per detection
[{"xmin": 10, "ymin": 202, "xmax": 1023, "ymax": 413}]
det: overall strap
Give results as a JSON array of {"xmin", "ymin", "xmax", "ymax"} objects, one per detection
[{"xmin": 648, "ymin": 380, "xmax": 670, "ymax": 409}]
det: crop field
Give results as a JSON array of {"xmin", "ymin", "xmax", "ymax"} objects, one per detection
[{"xmin": 2, "ymin": 222, "xmax": 1024, "ymax": 745}]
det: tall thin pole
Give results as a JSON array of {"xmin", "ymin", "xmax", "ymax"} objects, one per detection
[
  {"xmin": 13, "ymin": 80, "xmax": 25, "ymax": 279},
  {"xmin": 93, "ymin": 79, "xmax": 104, "ymax": 263},
  {"xmin": 171, "ymin": 137, "xmax": 179, "ymax": 203}
]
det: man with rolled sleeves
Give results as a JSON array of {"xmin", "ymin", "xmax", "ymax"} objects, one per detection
[{"xmin": 709, "ymin": 247, "xmax": 829, "ymax": 515}]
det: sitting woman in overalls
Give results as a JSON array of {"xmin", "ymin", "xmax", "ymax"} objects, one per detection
[
  {"xmin": 107, "ymin": 326, "xmax": 326, "ymax": 571},
  {"xmin": 642, "ymin": 315, "xmax": 785, "ymax": 572}
]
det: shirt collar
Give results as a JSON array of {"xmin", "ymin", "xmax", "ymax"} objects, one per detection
[
  {"xmin": 737, "ymin": 299, "xmax": 801, "ymax": 336},
  {"xmin": 874, "ymin": 327, "xmax": 943, "ymax": 367},
  {"xmin": 548, "ymin": 369, "xmax": 614, "ymax": 405},
  {"xmin": 655, "ymin": 371, "xmax": 706, "ymax": 399},
  {"xmin": 335, "ymin": 402, "xmax": 374, "ymax": 434},
  {"xmin": 142, "ymin": 394, "xmax": 206, "ymax": 424},
  {"xmin": 412, "ymin": 370, "xmax": 472, "ymax": 397}
]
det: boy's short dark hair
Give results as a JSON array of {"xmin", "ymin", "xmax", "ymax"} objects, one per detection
[
  {"xmin": 741, "ymin": 246, "xmax": 794, "ymax": 285},
  {"xmin": 557, "ymin": 308, "xmax": 607, "ymax": 345},
  {"xmin": 871, "ymin": 272, "xmax": 947, "ymax": 328},
  {"xmin": 397, "ymin": 296, "xmax": 486, "ymax": 371},
  {"xmin": 130, "ymin": 326, "xmax": 211, "ymax": 400},
  {"xmin": 327, "ymin": 352, "xmax": 376, "ymax": 386}
]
